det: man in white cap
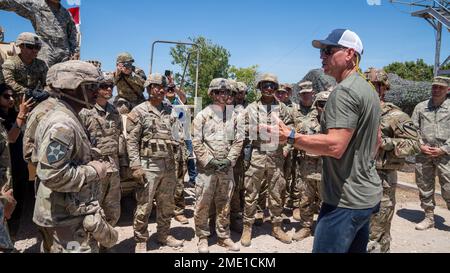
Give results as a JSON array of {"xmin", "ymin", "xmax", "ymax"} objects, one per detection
[{"xmin": 265, "ymin": 29, "xmax": 382, "ymax": 253}]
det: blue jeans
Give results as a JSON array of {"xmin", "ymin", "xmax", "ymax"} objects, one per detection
[
  {"xmin": 184, "ymin": 140, "xmax": 198, "ymax": 183},
  {"xmin": 312, "ymin": 203, "xmax": 380, "ymax": 253}
]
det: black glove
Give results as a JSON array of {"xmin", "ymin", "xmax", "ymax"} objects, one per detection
[
  {"xmin": 26, "ymin": 89, "xmax": 50, "ymax": 103},
  {"xmin": 217, "ymin": 159, "xmax": 232, "ymax": 172}
]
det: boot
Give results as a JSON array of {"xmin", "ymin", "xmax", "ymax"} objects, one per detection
[
  {"xmin": 255, "ymin": 212, "xmax": 264, "ymax": 226},
  {"xmin": 240, "ymin": 223, "xmax": 253, "ymax": 247},
  {"xmin": 197, "ymin": 238, "xmax": 209, "ymax": 254},
  {"xmin": 415, "ymin": 210, "xmax": 435, "ymax": 231},
  {"xmin": 174, "ymin": 214, "xmax": 189, "ymax": 225},
  {"xmin": 218, "ymin": 238, "xmax": 240, "ymax": 252},
  {"xmin": 158, "ymin": 235, "xmax": 184, "ymax": 248},
  {"xmin": 293, "ymin": 208, "xmax": 301, "ymax": 222},
  {"xmin": 272, "ymin": 223, "xmax": 292, "ymax": 244},
  {"xmin": 135, "ymin": 242, "xmax": 147, "ymax": 253},
  {"xmin": 292, "ymin": 227, "xmax": 311, "ymax": 242},
  {"xmin": 230, "ymin": 218, "xmax": 243, "ymax": 233}
]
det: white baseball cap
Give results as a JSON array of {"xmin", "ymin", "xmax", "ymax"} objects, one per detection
[{"xmin": 312, "ymin": 29, "xmax": 364, "ymax": 55}]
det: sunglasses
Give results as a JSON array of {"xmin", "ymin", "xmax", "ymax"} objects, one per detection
[
  {"xmin": 2, "ymin": 94, "xmax": 13, "ymax": 100},
  {"xmin": 320, "ymin": 46, "xmax": 346, "ymax": 56},
  {"xmin": 261, "ymin": 82, "xmax": 277, "ymax": 90},
  {"xmin": 99, "ymin": 84, "xmax": 114, "ymax": 90},
  {"xmin": 317, "ymin": 101, "xmax": 327, "ymax": 108},
  {"xmin": 81, "ymin": 82, "xmax": 100, "ymax": 92},
  {"xmin": 24, "ymin": 44, "xmax": 42, "ymax": 51},
  {"xmin": 213, "ymin": 90, "xmax": 231, "ymax": 96}
]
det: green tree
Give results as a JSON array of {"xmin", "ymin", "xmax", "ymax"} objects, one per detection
[
  {"xmin": 170, "ymin": 36, "xmax": 230, "ymax": 106},
  {"xmin": 228, "ymin": 65, "xmax": 259, "ymax": 103},
  {"xmin": 384, "ymin": 59, "xmax": 434, "ymax": 82}
]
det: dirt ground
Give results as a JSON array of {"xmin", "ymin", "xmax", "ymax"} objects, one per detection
[{"xmin": 12, "ymin": 176, "xmax": 450, "ymax": 254}]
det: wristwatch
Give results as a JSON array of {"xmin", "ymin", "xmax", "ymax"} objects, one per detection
[{"xmin": 287, "ymin": 129, "xmax": 296, "ymax": 145}]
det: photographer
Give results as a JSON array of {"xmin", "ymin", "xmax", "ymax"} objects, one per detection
[{"xmin": 113, "ymin": 52, "xmax": 146, "ymax": 114}]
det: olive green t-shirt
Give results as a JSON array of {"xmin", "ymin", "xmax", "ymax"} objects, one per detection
[{"xmin": 320, "ymin": 72, "xmax": 382, "ymax": 209}]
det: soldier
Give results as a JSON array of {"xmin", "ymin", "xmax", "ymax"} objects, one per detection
[
  {"xmin": 193, "ymin": 78, "xmax": 243, "ymax": 253},
  {"xmin": 412, "ymin": 76, "xmax": 450, "ymax": 231},
  {"xmin": 0, "ymin": 26, "xmax": 4, "ymax": 43},
  {"xmin": 229, "ymin": 81, "xmax": 248, "ymax": 232},
  {"xmin": 113, "ymin": 52, "xmax": 146, "ymax": 115},
  {"xmin": 292, "ymin": 91, "xmax": 330, "ymax": 242},
  {"xmin": 0, "ymin": 0, "xmax": 79, "ymax": 68},
  {"xmin": 365, "ymin": 68, "xmax": 420, "ymax": 253},
  {"xmin": 0, "ymin": 83, "xmax": 16, "ymax": 253},
  {"xmin": 2, "ymin": 33, "xmax": 48, "ymax": 103},
  {"xmin": 31, "ymin": 60, "xmax": 118, "ymax": 253},
  {"xmin": 79, "ymin": 74, "xmax": 123, "ymax": 252},
  {"xmin": 127, "ymin": 73, "xmax": 184, "ymax": 253},
  {"xmin": 240, "ymin": 73, "xmax": 294, "ymax": 247}
]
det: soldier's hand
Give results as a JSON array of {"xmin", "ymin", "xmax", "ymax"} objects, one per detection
[
  {"xmin": 217, "ymin": 159, "xmax": 232, "ymax": 172},
  {"xmin": 207, "ymin": 159, "xmax": 222, "ymax": 170},
  {"xmin": 1, "ymin": 189, "xmax": 17, "ymax": 220},
  {"xmin": 88, "ymin": 161, "xmax": 108, "ymax": 180},
  {"xmin": 131, "ymin": 167, "xmax": 146, "ymax": 185},
  {"xmin": 429, "ymin": 147, "xmax": 446, "ymax": 158},
  {"xmin": 420, "ymin": 145, "xmax": 434, "ymax": 156}
]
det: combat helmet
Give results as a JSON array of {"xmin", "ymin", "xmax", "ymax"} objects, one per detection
[
  {"xmin": 16, "ymin": 32, "xmax": 42, "ymax": 47},
  {"xmin": 256, "ymin": 73, "xmax": 279, "ymax": 90},
  {"xmin": 208, "ymin": 78, "xmax": 232, "ymax": 96},
  {"xmin": 144, "ymin": 73, "xmax": 168, "ymax": 88},
  {"xmin": 313, "ymin": 91, "xmax": 331, "ymax": 107},
  {"xmin": 365, "ymin": 67, "xmax": 390, "ymax": 90},
  {"xmin": 116, "ymin": 52, "xmax": 134, "ymax": 64},
  {"xmin": 236, "ymin": 82, "xmax": 249, "ymax": 93},
  {"xmin": 228, "ymin": 79, "xmax": 238, "ymax": 94}
]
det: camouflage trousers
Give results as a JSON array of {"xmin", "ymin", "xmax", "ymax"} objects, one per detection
[
  {"xmin": 297, "ymin": 156, "xmax": 322, "ymax": 228},
  {"xmin": 230, "ymin": 156, "xmax": 245, "ymax": 219},
  {"xmin": 243, "ymin": 162, "xmax": 286, "ymax": 225},
  {"xmin": 368, "ymin": 169, "xmax": 397, "ymax": 253},
  {"xmin": 174, "ymin": 158, "xmax": 187, "ymax": 216},
  {"xmin": 283, "ymin": 152, "xmax": 299, "ymax": 208},
  {"xmin": 99, "ymin": 172, "xmax": 121, "ymax": 226},
  {"xmin": 415, "ymin": 155, "xmax": 450, "ymax": 211},
  {"xmin": 194, "ymin": 169, "xmax": 234, "ymax": 239},
  {"xmin": 133, "ymin": 158, "xmax": 177, "ymax": 243},
  {"xmin": 38, "ymin": 47, "xmax": 71, "ymax": 69},
  {"xmin": 0, "ymin": 202, "xmax": 14, "ymax": 251}
]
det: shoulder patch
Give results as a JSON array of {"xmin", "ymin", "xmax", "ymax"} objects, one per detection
[{"xmin": 46, "ymin": 141, "xmax": 68, "ymax": 164}]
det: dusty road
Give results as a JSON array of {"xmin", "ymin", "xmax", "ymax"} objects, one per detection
[{"xmin": 12, "ymin": 181, "xmax": 450, "ymax": 253}]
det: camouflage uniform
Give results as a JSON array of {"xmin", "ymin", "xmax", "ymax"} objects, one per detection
[
  {"xmin": 412, "ymin": 96, "xmax": 450, "ymax": 211},
  {"xmin": 193, "ymin": 86, "xmax": 243, "ymax": 242},
  {"xmin": 0, "ymin": 120, "xmax": 14, "ymax": 251},
  {"xmin": 114, "ymin": 53, "xmax": 146, "ymax": 114},
  {"xmin": 0, "ymin": 26, "xmax": 4, "ymax": 84},
  {"xmin": 2, "ymin": 33, "xmax": 48, "ymax": 99},
  {"xmin": 79, "ymin": 103, "xmax": 123, "ymax": 227},
  {"xmin": 173, "ymin": 137, "xmax": 188, "ymax": 219},
  {"xmin": 31, "ymin": 61, "xmax": 117, "ymax": 253},
  {"xmin": 126, "ymin": 92, "xmax": 180, "ymax": 244},
  {"xmin": 0, "ymin": 0, "xmax": 79, "ymax": 68}
]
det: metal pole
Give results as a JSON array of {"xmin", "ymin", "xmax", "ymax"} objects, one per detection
[{"xmin": 435, "ymin": 21, "xmax": 442, "ymax": 76}]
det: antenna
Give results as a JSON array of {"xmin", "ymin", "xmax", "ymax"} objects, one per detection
[{"xmin": 390, "ymin": 0, "xmax": 450, "ymax": 75}]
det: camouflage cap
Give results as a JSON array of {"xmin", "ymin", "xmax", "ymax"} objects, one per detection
[
  {"xmin": 432, "ymin": 76, "xmax": 450, "ymax": 88},
  {"xmin": 315, "ymin": 91, "xmax": 331, "ymax": 102},
  {"xmin": 365, "ymin": 67, "xmax": 390, "ymax": 89},
  {"xmin": 116, "ymin": 52, "xmax": 134, "ymax": 64},
  {"xmin": 208, "ymin": 78, "xmax": 232, "ymax": 96},
  {"xmin": 101, "ymin": 72, "xmax": 114, "ymax": 86},
  {"xmin": 16, "ymin": 32, "xmax": 42, "ymax": 46},
  {"xmin": 144, "ymin": 73, "xmax": 168, "ymax": 88},
  {"xmin": 228, "ymin": 79, "xmax": 238, "ymax": 94},
  {"xmin": 299, "ymin": 81, "xmax": 314, "ymax": 94},
  {"xmin": 46, "ymin": 61, "xmax": 103, "ymax": 91},
  {"xmin": 278, "ymin": 84, "xmax": 293, "ymax": 93},
  {"xmin": 236, "ymin": 82, "xmax": 249, "ymax": 93},
  {"xmin": 256, "ymin": 73, "xmax": 279, "ymax": 90}
]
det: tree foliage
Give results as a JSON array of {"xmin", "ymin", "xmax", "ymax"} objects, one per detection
[
  {"xmin": 228, "ymin": 65, "xmax": 259, "ymax": 103},
  {"xmin": 384, "ymin": 59, "xmax": 435, "ymax": 82}
]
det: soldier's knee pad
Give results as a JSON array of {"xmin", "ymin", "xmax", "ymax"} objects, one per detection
[{"xmin": 83, "ymin": 211, "xmax": 118, "ymax": 248}]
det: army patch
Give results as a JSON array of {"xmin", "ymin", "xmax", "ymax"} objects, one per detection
[{"xmin": 46, "ymin": 141, "xmax": 68, "ymax": 164}]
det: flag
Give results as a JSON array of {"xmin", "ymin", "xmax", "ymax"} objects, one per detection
[{"xmin": 65, "ymin": 0, "xmax": 81, "ymax": 50}]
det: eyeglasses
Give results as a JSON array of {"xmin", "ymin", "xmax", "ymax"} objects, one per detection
[
  {"xmin": 24, "ymin": 44, "xmax": 42, "ymax": 51},
  {"xmin": 261, "ymin": 82, "xmax": 277, "ymax": 90},
  {"xmin": 316, "ymin": 101, "xmax": 327, "ymax": 108},
  {"xmin": 320, "ymin": 46, "xmax": 346, "ymax": 56},
  {"xmin": 212, "ymin": 90, "xmax": 231, "ymax": 96},
  {"xmin": 1, "ymin": 94, "xmax": 13, "ymax": 100}
]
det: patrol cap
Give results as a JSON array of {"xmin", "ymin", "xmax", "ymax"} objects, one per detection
[
  {"xmin": 236, "ymin": 82, "xmax": 249, "ymax": 93},
  {"xmin": 256, "ymin": 73, "xmax": 279, "ymax": 90},
  {"xmin": 46, "ymin": 60, "xmax": 103, "ymax": 91},
  {"xmin": 278, "ymin": 84, "xmax": 293, "ymax": 93},
  {"xmin": 208, "ymin": 78, "xmax": 232, "ymax": 96},
  {"xmin": 16, "ymin": 32, "xmax": 42, "ymax": 47},
  {"xmin": 432, "ymin": 76, "xmax": 450, "ymax": 88},
  {"xmin": 144, "ymin": 73, "xmax": 168, "ymax": 88},
  {"xmin": 315, "ymin": 91, "xmax": 331, "ymax": 102},
  {"xmin": 299, "ymin": 81, "xmax": 314, "ymax": 94},
  {"xmin": 365, "ymin": 67, "xmax": 391, "ymax": 90},
  {"xmin": 313, "ymin": 29, "xmax": 364, "ymax": 56},
  {"xmin": 116, "ymin": 52, "xmax": 134, "ymax": 64}
]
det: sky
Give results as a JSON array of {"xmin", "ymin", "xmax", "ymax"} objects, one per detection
[{"xmin": 1, "ymin": 0, "xmax": 449, "ymax": 83}]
